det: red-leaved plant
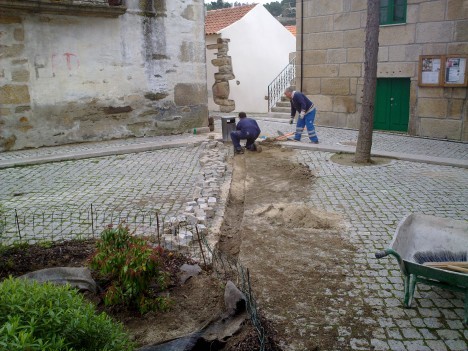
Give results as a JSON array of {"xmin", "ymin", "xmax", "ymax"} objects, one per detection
[{"xmin": 90, "ymin": 224, "xmax": 170, "ymax": 313}]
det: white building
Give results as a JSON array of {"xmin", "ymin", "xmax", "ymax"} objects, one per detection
[{"xmin": 206, "ymin": 4, "xmax": 296, "ymax": 114}]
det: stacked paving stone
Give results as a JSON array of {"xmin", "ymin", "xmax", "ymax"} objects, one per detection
[{"xmin": 162, "ymin": 140, "xmax": 227, "ymax": 250}]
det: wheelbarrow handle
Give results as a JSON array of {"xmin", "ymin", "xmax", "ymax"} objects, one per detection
[
  {"xmin": 375, "ymin": 250, "xmax": 389, "ymax": 259},
  {"xmin": 375, "ymin": 248, "xmax": 401, "ymax": 260}
]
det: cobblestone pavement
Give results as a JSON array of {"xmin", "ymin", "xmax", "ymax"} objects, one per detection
[
  {"xmin": 0, "ymin": 142, "xmax": 209, "ymax": 243},
  {"xmin": 0, "ymin": 119, "xmax": 467, "ymax": 350},
  {"xmin": 296, "ymin": 151, "xmax": 467, "ymax": 350}
]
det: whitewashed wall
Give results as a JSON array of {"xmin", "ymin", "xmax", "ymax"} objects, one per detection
[
  {"xmin": 0, "ymin": 0, "xmax": 208, "ymax": 151},
  {"xmin": 206, "ymin": 4, "xmax": 295, "ymax": 114}
]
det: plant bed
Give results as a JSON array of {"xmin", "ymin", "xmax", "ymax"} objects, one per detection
[{"xmin": 0, "ymin": 239, "xmax": 278, "ymax": 350}]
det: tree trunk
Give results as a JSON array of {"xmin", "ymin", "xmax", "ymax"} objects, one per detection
[{"xmin": 354, "ymin": 0, "xmax": 380, "ymax": 164}]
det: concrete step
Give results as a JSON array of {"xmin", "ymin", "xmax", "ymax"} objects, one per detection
[
  {"xmin": 267, "ymin": 112, "xmax": 290, "ymax": 119},
  {"xmin": 276, "ymin": 101, "xmax": 290, "ymax": 108},
  {"xmin": 271, "ymin": 106, "xmax": 290, "ymax": 113}
]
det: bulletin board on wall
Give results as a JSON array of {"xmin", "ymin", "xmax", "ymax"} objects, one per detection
[{"xmin": 418, "ymin": 55, "xmax": 467, "ymax": 87}]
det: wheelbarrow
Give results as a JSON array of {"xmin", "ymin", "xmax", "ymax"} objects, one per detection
[{"xmin": 375, "ymin": 213, "xmax": 468, "ymax": 325}]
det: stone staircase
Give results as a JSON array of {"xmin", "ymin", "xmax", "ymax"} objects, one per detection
[
  {"xmin": 268, "ymin": 95, "xmax": 292, "ymax": 119},
  {"xmin": 268, "ymin": 82, "xmax": 297, "ymax": 120},
  {"xmin": 267, "ymin": 57, "xmax": 295, "ymax": 120}
]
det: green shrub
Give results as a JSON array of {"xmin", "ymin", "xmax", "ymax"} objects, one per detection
[
  {"xmin": 90, "ymin": 224, "xmax": 170, "ymax": 313},
  {"xmin": 0, "ymin": 277, "xmax": 134, "ymax": 351}
]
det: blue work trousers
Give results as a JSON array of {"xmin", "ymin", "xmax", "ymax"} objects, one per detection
[
  {"xmin": 294, "ymin": 108, "xmax": 318, "ymax": 143},
  {"xmin": 230, "ymin": 130, "xmax": 259, "ymax": 150}
]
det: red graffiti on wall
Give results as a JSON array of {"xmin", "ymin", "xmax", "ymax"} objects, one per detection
[
  {"xmin": 64, "ymin": 52, "xmax": 80, "ymax": 70},
  {"xmin": 51, "ymin": 52, "xmax": 80, "ymax": 75}
]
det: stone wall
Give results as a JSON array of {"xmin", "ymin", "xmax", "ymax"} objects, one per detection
[
  {"xmin": 298, "ymin": 0, "xmax": 467, "ymax": 141},
  {"xmin": 207, "ymin": 38, "xmax": 235, "ymax": 113},
  {"xmin": 0, "ymin": 0, "xmax": 208, "ymax": 151}
]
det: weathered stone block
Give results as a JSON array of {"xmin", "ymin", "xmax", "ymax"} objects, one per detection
[
  {"xmin": 377, "ymin": 62, "xmax": 415, "ymax": 77},
  {"xmin": 12, "ymin": 69, "xmax": 30, "ymax": 82},
  {"xmin": 447, "ymin": 99, "xmax": 464, "ymax": 119},
  {"xmin": 417, "ymin": 98, "xmax": 448, "ymax": 118},
  {"xmin": 388, "ymin": 46, "xmax": 405, "ymax": 61},
  {"xmin": 15, "ymin": 105, "xmax": 31, "ymax": 113},
  {"xmin": 380, "ymin": 24, "xmax": 417, "ymax": 46},
  {"xmin": 419, "ymin": 1, "xmax": 445, "ymax": 22},
  {"xmin": 212, "ymin": 81, "xmax": 229, "ymax": 99},
  {"xmin": 144, "ymin": 92, "xmax": 168, "ymax": 101},
  {"xmin": 303, "ymin": 64, "xmax": 339, "ymax": 78},
  {"xmin": 303, "ymin": 15, "xmax": 333, "ymax": 33},
  {"xmin": 321, "ymin": 78, "xmax": 350, "ymax": 95},
  {"xmin": 0, "ymin": 16, "xmax": 22, "ymax": 24},
  {"xmin": 454, "ymin": 20, "xmax": 468, "ymax": 42},
  {"xmin": 181, "ymin": 4, "xmax": 196, "ymax": 21},
  {"xmin": 214, "ymin": 73, "xmax": 235, "ymax": 81},
  {"xmin": 0, "ymin": 44, "xmax": 24, "ymax": 58},
  {"xmin": 447, "ymin": 0, "xmax": 466, "ymax": 20},
  {"xmin": 451, "ymin": 88, "xmax": 467, "ymax": 99},
  {"xmin": 304, "ymin": 32, "xmax": 344, "ymax": 50},
  {"xmin": 0, "ymin": 85, "xmax": 30, "ymax": 104},
  {"xmin": 302, "ymin": 78, "xmax": 321, "ymax": 94},
  {"xmin": 211, "ymin": 57, "xmax": 231, "ymax": 66},
  {"xmin": 350, "ymin": 0, "xmax": 366, "ymax": 11},
  {"xmin": 303, "ymin": 0, "xmax": 342, "ymax": 17},
  {"xmin": 339, "ymin": 63, "xmax": 362, "ymax": 77},
  {"xmin": 416, "ymin": 22, "xmax": 453, "ymax": 43},
  {"xmin": 303, "ymin": 50, "xmax": 326, "ymax": 65},
  {"xmin": 342, "ymin": 29, "xmax": 365, "ymax": 48},
  {"xmin": 213, "ymin": 97, "xmax": 234, "ymax": 106},
  {"xmin": 313, "ymin": 94, "xmax": 333, "ymax": 112},
  {"xmin": 347, "ymin": 48, "xmax": 364, "ymax": 62},
  {"xmin": 220, "ymin": 104, "xmax": 235, "ymax": 113},
  {"xmin": 333, "ymin": 12, "xmax": 361, "ymax": 31},
  {"xmin": 333, "ymin": 96, "xmax": 356, "ymax": 113},
  {"xmin": 417, "ymin": 87, "xmax": 444, "ymax": 98},
  {"xmin": 419, "ymin": 118, "xmax": 461, "ymax": 140},
  {"xmin": 447, "ymin": 42, "xmax": 468, "ymax": 55},
  {"xmin": 378, "ymin": 46, "xmax": 389, "ymax": 62},
  {"xmin": 406, "ymin": 4, "xmax": 419, "ymax": 24},
  {"xmin": 327, "ymin": 49, "xmax": 346, "ymax": 64},
  {"xmin": 174, "ymin": 83, "xmax": 208, "ymax": 106}
]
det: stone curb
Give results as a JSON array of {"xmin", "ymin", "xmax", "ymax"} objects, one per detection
[
  {"xmin": 0, "ymin": 139, "xmax": 208, "ymax": 169},
  {"xmin": 281, "ymin": 142, "xmax": 468, "ymax": 169}
]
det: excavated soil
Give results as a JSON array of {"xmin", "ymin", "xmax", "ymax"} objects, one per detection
[{"xmin": 218, "ymin": 144, "xmax": 375, "ymax": 350}]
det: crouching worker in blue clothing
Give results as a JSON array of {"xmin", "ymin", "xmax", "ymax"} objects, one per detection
[
  {"xmin": 230, "ymin": 112, "xmax": 262, "ymax": 154},
  {"xmin": 284, "ymin": 86, "xmax": 319, "ymax": 144}
]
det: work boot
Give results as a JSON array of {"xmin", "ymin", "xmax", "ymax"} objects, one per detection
[
  {"xmin": 234, "ymin": 147, "xmax": 244, "ymax": 155},
  {"xmin": 254, "ymin": 142, "xmax": 262, "ymax": 153},
  {"xmin": 246, "ymin": 144, "xmax": 256, "ymax": 152}
]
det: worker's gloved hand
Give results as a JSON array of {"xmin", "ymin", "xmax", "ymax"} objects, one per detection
[
  {"xmin": 299, "ymin": 112, "xmax": 305, "ymax": 119},
  {"xmin": 289, "ymin": 117, "xmax": 294, "ymax": 124}
]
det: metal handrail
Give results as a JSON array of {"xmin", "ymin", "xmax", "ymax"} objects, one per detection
[{"xmin": 267, "ymin": 56, "xmax": 296, "ymax": 111}]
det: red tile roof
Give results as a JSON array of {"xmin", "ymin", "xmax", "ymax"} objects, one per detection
[
  {"xmin": 285, "ymin": 25, "xmax": 296, "ymax": 36},
  {"xmin": 206, "ymin": 4, "xmax": 257, "ymax": 35}
]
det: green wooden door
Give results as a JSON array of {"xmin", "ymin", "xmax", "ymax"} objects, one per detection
[{"xmin": 374, "ymin": 78, "xmax": 410, "ymax": 132}]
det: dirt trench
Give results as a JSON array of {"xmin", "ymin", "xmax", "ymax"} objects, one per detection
[{"xmin": 218, "ymin": 144, "xmax": 375, "ymax": 351}]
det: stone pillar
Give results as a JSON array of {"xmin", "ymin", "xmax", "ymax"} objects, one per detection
[{"xmin": 207, "ymin": 38, "xmax": 235, "ymax": 113}]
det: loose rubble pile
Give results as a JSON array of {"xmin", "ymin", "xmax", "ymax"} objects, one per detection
[{"xmin": 162, "ymin": 140, "xmax": 229, "ymax": 250}]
